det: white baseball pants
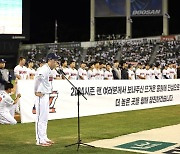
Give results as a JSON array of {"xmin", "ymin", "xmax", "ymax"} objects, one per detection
[{"xmin": 35, "ymin": 94, "xmax": 49, "ymax": 144}]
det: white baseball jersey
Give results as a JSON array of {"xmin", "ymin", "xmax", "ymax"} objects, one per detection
[
  {"xmin": 154, "ymin": 68, "xmax": 162, "ymax": 79},
  {"xmin": 27, "ymin": 68, "xmax": 36, "ymax": 79},
  {"xmin": 128, "ymin": 69, "xmax": 135, "ymax": 80},
  {"xmin": 104, "ymin": 70, "xmax": 113, "ymax": 80},
  {"xmin": 145, "ymin": 69, "xmax": 151, "ymax": 80},
  {"xmin": 14, "ymin": 65, "xmax": 28, "ymax": 80},
  {"xmin": 0, "ymin": 91, "xmax": 14, "ymax": 112},
  {"xmin": 136, "ymin": 68, "xmax": 145, "ymax": 80},
  {"xmin": 34, "ymin": 64, "xmax": 53, "ymax": 94},
  {"xmin": 0, "ymin": 90, "xmax": 17, "ymax": 125},
  {"xmin": 78, "ymin": 68, "xmax": 88, "ymax": 80},
  {"xmin": 69, "ymin": 68, "xmax": 78, "ymax": 80},
  {"xmin": 51, "ymin": 69, "xmax": 60, "ymax": 79},
  {"xmin": 162, "ymin": 69, "xmax": 170, "ymax": 79},
  {"xmin": 62, "ymin": 67, "xmax": 70, "ymax": 79},
  {"xmin": 168, "ymin": 68, "xmax": 176, "ymax": 79},
  {"xmin": 99, "ymin": 69, "xmax": 105, "ymax": 80},
  {"xmin": 149, "ymin": 69, "xmax": 156, "ymax": 80},
  {"xmin": 93, "ymin": 68, "xmax": 100, "ymax": 80},
  {"xmin": 87, "ymin": 69, "xmax": 95, "ymax": 80}
]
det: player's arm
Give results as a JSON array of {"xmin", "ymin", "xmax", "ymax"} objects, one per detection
[
  {"xmin": 14, "ymin": 67, "xmax": 21, "ymax": 80},
  {"xmin": 104, "ymin": 71, "xmax": 108, "ymax": 80},
  {"xmin": 137, "ymin": 74, "xmax": 146, "ymax": 79},
  {"xmin": 13, "ymin": 94, "xmax": 21, "ymax": 104},
  {"xmin": 34, "ymin": 73, "xmax": 45, "ymax": 97},
  {"xmin": 78, "ymin": 69, "xmax": 84, "ymax": 80}
]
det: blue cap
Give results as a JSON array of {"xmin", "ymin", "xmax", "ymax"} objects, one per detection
[
  {"xmin": 46, "ymin": 53, "xmax": 58, "ymax": 61},
  {"xmin": 0, "ymin": 59, "xmax": 6, "ymax": 63}
]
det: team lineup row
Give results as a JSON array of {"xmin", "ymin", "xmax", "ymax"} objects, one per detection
[{"xmin": 13, "ymin": 57, "xmax": 179, "ymax": 81}]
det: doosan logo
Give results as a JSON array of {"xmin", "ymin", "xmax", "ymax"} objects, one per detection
[
  {"xmin": 32, "ymin": 91, "xmax": 59, "ymax": 114},
  {"xmin": 132, "ymin": 10, "xmax": 161, "ymax": 15}
]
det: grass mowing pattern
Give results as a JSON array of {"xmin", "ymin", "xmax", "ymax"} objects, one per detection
[{"xmin": 1, "ymin": 105, "xmax": 180, "ymax": 154}]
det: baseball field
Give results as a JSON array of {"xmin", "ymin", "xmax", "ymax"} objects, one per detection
[{"xmin": 1, "ymin": 104, "xmax": 180, "ymax": 154}]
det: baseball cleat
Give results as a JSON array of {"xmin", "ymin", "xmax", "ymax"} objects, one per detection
[
  {"xmin": 36, "ymin": 142, "xmax": 52, "ymax": 147},
  {"xmin": 46, "ymin": 139, "xmax": 55, "ymax": 144}
]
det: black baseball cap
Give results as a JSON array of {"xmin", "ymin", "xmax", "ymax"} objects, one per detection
[
  {"xmin": 46, "ymin": 53, "xmax": 58, "ymax": 61},
  {"xmin": 0, "ymin": 59, "xmax": 6, "ymax": 63}
]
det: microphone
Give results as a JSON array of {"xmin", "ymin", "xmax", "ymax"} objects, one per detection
[{"xmin": 55, "ymin": 67, "xmax": 66, "ymax": 76}]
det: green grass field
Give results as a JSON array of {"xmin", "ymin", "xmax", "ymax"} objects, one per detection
[{"xmin": 1, "ymin": 105, "xmax": 180, "ymax": 154}]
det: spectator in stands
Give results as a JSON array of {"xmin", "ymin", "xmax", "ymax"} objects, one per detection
[
  {"xmin": 112, "ymin": 60, "xmax": 121, "ymax": 80},
  {"xmin": 0, "ymin": 59, "xmax": 10, "ymax": 90},
  {"xmin": 27, "ymin": 60, "xmax": 36, "ymax": 80},
  {"xmin": 69, "ymin": 60, "xmax": 78, "ymax": 80},
  {"xmin": 121, "ymin": 62, "xmax": 129, "ymax": 80},
  {"xmin": 78, "ymin": 61, "xmax": 88, "ymax": 80}
]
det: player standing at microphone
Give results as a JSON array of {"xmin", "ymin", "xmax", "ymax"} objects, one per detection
[{"xmin": 34, "ymin": 53, "xmax": 57, "ymax": 147}]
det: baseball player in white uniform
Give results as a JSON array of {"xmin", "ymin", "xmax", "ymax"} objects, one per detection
[
  {"xmin": 128, "ymin": 64, "xmax": 135, "ymax": 80},
  {"xmin": 69, "ymin": 61, "xmax": 78, "ymax": 80},
  {"xmin": 27, "ymin": 60, "xmax": 36, "ymax": 80},
  {"xmin": 14, "ymin": 57, "xmax": 28, "ymax": 113},
  {"xmin": 104, "ymin": 64, "xmax": 113, "ymax": 80},
  {"xmin": 0, "ymin": 83, "xmax": 21, "ymax": 125},
  {"xmin": 93, "ymin": 62, "xmax": 101, "ymax": 80},
  {"xmin": 34, "ymin": 53, "xmax": 57, "ymax": 147},
  {"xmin": 87, "ymin": 63, "xmax": 95, "ymax": 80},
  {"xmin": 78, "ymin": 61, "xmax": 88, "ymax": 80},
  {"xmin": 61, "ymin": 59, "xmax": 70, "ymax": 80},
  {"xmin": 135, "ymin": 64, "xmax": 146, "ymax": 80},
  {"xmin": 154, "ymin": 64, "xmax": 162, "ymax": 79},
  {"xmin": 14, "ymin": 57, "xmax": 28, "ymax": 80}
]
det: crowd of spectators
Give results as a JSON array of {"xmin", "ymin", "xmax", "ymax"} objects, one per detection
[{"xmin": 19, "ymin": 40, "xmax": 180, "ymax": 70}]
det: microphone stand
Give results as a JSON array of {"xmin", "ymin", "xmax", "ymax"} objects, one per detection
[{"xmin": 56, "ymin": 69, "xmax": 95, "ymax": 151}]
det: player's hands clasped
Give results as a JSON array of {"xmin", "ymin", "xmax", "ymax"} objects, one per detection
[{"xmin": 35, "ymin": 92, "xmax": 44, "ymax": 97}]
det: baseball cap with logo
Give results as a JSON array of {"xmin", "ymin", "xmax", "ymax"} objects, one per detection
[
  {"xmin": 0, "ymin": 59, "xmax": 6, "ymax": 63},
  {"xmin": 46, "ymin": 53, "xmax": 58, "ymax": 61}
]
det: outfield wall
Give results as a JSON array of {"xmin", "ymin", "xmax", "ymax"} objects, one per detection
[{"xmin": 18, "ymin": 79, "xmax": 180, "ymax": 123}]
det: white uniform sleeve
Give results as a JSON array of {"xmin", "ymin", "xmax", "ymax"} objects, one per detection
[
  {"xmin": 136, "ymin": 69, "xmax": 140, "ymax": 76},
  {"xmin": 34, "ymin": 69, "xmax": 45, "ymax": 92},
  {"xmin": 78, "ymin": 68, "xmax": 83, "ymax": 76},
  {"xmin": 14, "ymin": 66, "xmax": 19, "ymax": 77},
  {"xmin": 5, "ymin": 94, "xmax": 14, "ymax": 106}
]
